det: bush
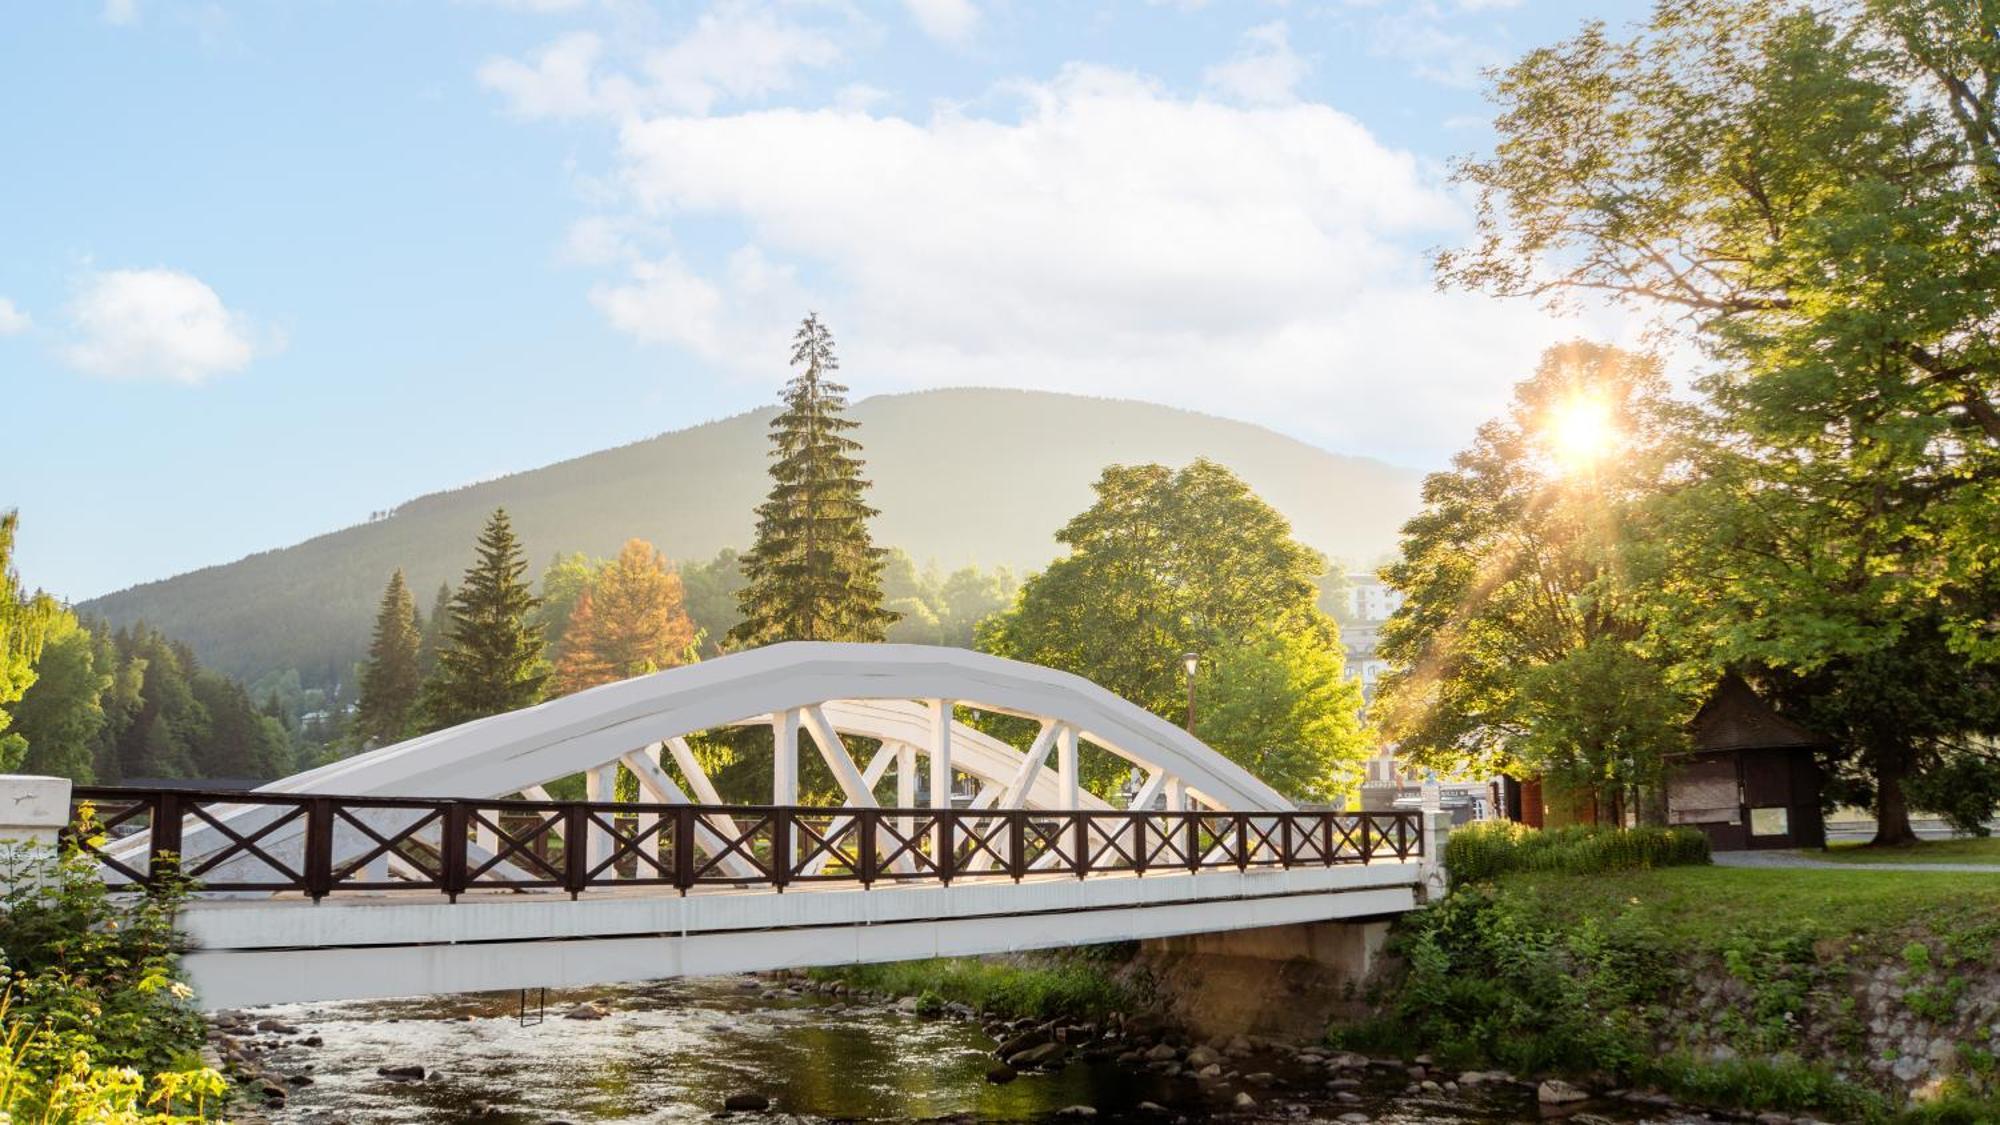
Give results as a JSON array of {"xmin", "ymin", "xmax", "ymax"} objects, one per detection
[
  {"xmin": 0, "ymin": 805, "xmax": 225, "ymax": 1122},
  {"xmin": 1443, "ymin": 821, "xmax": 1709, "ymax": 886}
]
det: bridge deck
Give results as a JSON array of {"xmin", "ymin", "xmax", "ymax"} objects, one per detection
[{"xmin": 179, "ymin": 861, "xmax": 1422, "ymax": 1009}]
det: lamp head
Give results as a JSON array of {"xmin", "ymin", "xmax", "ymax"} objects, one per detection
[{"xmin": 1181, "ymin": 651, "xmax": 1200, "ymax": 677}]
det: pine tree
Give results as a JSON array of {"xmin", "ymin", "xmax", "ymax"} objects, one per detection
[
  {"xmin": 356, "ymin": 569, "xmax": 424, "ymax": 746},
  {"xmin": 421, "ymin": 509, "xmax": 549, "ymax": 730},
  {"xmin": 553, "ymin": 539, "xmax": 699, "ymax": 694},
  {"xmin": 419, "ymin": 581, "xmax": 451, "ymax": 672},
  {"xmin": 731, "ymin": 314, "xmax": 895, "ymax": 646}
]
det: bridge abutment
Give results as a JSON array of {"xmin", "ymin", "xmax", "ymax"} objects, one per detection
[{"xmin": 1137, "ymin": 918, "xmax": 1394, "ymax": 1042}]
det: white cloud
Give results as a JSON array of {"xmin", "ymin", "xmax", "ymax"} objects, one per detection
[
  {"xmin": 479, "ymin": 2, "xmax": 843, "ymax": 121},
  {"xmin": 903, "ymin": 0, "xmax": 980, "ymax": 46},
  {"xmin": 61, "ymin": 268, "xmax": 273, "ymax": 384},
  {"xmin": 566, "ymin": 62, "xmax": 1597, "ymax": 461},
  {"xmin": 0, "ymin": 298, "xmax": 30, "ymax": 336},
  {"xmin": 1202, "ymin": 21, "xmax": 1308, "ymax": 106},
  {"xmin": 1365, "ymin": 2, "xmax": 1505, "ymax": 88},
  {"xmin": 102, "ymin": 0, "xmax": 139, "ymax": 26}
]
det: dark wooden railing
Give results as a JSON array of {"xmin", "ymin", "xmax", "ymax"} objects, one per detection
[{"xmin": 64, "ymin": 787, "xmax": 1423, "ymax": 902}]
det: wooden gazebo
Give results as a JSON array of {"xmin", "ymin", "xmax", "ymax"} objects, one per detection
[{"xmin": 1666, "ymin": 673, "xmax": 1828, "ymax": 851}]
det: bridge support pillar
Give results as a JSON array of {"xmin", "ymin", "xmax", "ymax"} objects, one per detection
[
  {"xmin": 1136, "ymin": 918, "xmax": 1393, "ymax": 1042},
  {"xmin": 0, "ymin": 775, "xmax": 73, "ymax": 893}
]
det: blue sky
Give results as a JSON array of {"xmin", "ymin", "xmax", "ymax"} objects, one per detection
[{"xmin": 3, "ymin": 0, "xmax": 1650, "ymax": 600}]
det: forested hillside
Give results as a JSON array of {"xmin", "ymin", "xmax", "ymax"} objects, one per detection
[{"xmin": 80, "ymin": 389, "xmax": 1421, "ymax": 687}]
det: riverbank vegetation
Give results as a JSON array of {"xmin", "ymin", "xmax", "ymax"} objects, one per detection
[
  {"xmin": 0, "ymin": 812, "xmax": 225, "ymax": 1122},
  {"xmin": 1343, "ymin": 860, "xmax": 2000, "ymax": 1123},
  {"xmin": 807, "ymin": 949, "xmax": 1136, "ymax": 1023},
  {"xmin": 1441, "ymin": 821, "xmax": 1709, "ymax": 886}
]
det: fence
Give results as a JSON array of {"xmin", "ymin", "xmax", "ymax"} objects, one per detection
[{"xmin": 65, "ymin": 787, "xmax": 1423, "ymax": 902}]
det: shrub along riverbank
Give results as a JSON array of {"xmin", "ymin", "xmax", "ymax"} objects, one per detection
[
  {"xmin": 806, "ymin": 946, "xmax": 1138, "ymax": 1023},
  {"xmin": 0, "ymin": 808, "xmax": 227, "ymax": 1123},
  {"xmin": 1343, "ymin": 828, "xmax": 2000, "ymax": 1124}
]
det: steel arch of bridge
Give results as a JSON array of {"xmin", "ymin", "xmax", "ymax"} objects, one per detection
[
  {"xmin": 110, "ymin": 644, "xmax": 1300, "ymax": 888},
  {"xmin": 269, "ymin": 642, "xmax": 1291, "ymax": 814}
]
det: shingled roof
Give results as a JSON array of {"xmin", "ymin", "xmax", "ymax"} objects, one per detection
[{"xmin": 1689, "ymin": 673, "xmax": 1828, "ymax": 753}]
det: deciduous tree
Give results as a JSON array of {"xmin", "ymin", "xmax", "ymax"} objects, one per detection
[
  {"xmin": 984, "ymin": 459, "xmax": 1363, "ymax": 795},
  {"xmin": 553, "ymin": 539, "xmax": 699, "ymax": 694},
  {"xmin": 7, "ymin": 613, "xmax": 108, "ymax": 781},
  {"xmin": 1439, "ymin": 1, "xmax": 2000, "ymax": 842},
  {"xmin": 1375, "ymin": 344, "xmax": 1695, "ymax": 815}
]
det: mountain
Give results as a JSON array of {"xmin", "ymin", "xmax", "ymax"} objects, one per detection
[{"xmin": 79, "ymin": 389, "xmax": 1424, "ymax": 685}]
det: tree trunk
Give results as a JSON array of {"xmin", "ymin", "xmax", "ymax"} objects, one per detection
[
  {"xmin": 1871, "ymin": 761, "xmax": 1921, "ymax": 847},
  {"xmin": 1636, "ymin": 782, "xmax": 1668, "ymax": 828}
]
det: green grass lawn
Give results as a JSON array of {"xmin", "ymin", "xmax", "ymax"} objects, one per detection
[
  {"xmin": 1821, "ymin": 837, "xmax": 2000, "ymax": 865},
  {"xmin": 1493, "ymin": 864, "xmax": 2000, "ymax": 956}
]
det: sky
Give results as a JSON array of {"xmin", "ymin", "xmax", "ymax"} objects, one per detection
[{"xmin": 3, "ymin": 0, "xmax": 1655, "ymax": 601}]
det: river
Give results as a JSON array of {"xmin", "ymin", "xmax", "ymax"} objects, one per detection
[{"xmin": 243, "ymin": 977, "xmax": 1726, "ymax": 1124}]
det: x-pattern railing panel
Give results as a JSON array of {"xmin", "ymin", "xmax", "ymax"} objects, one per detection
[
  {"xmin": 788, "ymin": 813, "xmax": 862, "ymax": 882},
  {"xmin": 65, "ymin": 788, "xmax": 1426, "ymax": 901},
  {"xmin": 689, "ymin": 810, "xmax": 778, "ymax": 885},
  {"xmin": 873, "ymin": 813, "xmax": 942, "ymax": 880},
  {"xmin": 328, "ymin": 802, "xmax": 447, "ymax": 891},
  {"xmin": 181, "ymin": 799, "xmax": 310, "ymax": 888},
  {"xmin": 466, "ymin": 805, "xmax": 568, "ymax": 888},
  {"xmin": 62, "ymin": 793, "xmax": 156, "ymax": 885}
]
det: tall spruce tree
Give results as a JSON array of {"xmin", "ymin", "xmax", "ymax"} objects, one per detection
[
  {"xmin": 419, "ymin": 581, "xmax": 451, "ymax": 672},
  {"xmin": 356, "ymin": 569, "xmax": 424, "ymax": 746},
  {"xmin": 730, "ymin": 314, "xmax": 895, "ymax": 646},
  {"xmin": 422, "ymin": 509, "xmax": 549, "ymax": 730}
]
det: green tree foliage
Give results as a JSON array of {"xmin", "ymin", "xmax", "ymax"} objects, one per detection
[
  {"xmin": 552, "ymin": 538, "xmax": 698, "ymax": 694},
  {"xmin": 1375, "ymin": 344, "xmax": 1695, "ymax": 814},
  {"xmin": 983, "ymin": 459, "xmax": 1363, "ymax": 796},
  {"xmin": 881, "ymin": 549, "xmax": 1017, "ymax": 647},
  {"xmin": 731, "ymin": 314, "xmax": 895, "ymax": 646},
  {"xmin": 1199, "ymin": 624, "xmax": 1368, "ymax": 803},
  {"xmin": 419, "ymin": 580, "xmax": 451, "ymax": 672},
  {"xmin": 0, "ymin": 510, "xmax": 60, "ymax": 768},
  {"xmin": 1760, "ymin": 618, "xmax": 2000, "ymax": 840},
  {"xmin": 8, "ymin": 613, "xmax": 109, "ymax": 781},
  {"xmin": 1439, "ymin": 1, "xmax": 2000, "ymax": 843},
  {"xmin": 680, "ymin": 548, "xmax": 747, "ymax": 655},
  {"xmin": 422, "ymin": 508, "xmax": 549, "ymax": 730},
  {"xmin": 186, "ymin": 672, "xmax": 292, "ymax": 779},
  {"xmin": 534, "ymin": 551, "xmax": 602, "ymax": 656},
  {"xmin": 55, "ymin": 622, "xmax": 292, "ymax": 783},
  {"xmin": 355, "ymin": 569, "xmax": 424, "ymax": 747}
]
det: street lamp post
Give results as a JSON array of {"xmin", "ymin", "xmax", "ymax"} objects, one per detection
[{"xmin": 1181, "ymin": 651, "xmax": 1200, "ymax": 733}]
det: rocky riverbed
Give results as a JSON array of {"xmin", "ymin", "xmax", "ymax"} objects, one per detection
[{"xmin": 205, "ymin": 975, "xmax": 1807, "ymax": 1123}]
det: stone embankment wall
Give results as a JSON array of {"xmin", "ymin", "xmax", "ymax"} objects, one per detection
[{"xmin": 1661, "ymin": 940, "xmax": 2000, "ymax": 1099}]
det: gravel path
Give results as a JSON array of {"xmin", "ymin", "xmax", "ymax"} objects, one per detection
[{"xmin": 1712, "ymin": 850, "xmax": 2000, "ymax": 873}]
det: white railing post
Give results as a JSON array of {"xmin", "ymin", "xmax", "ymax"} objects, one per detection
[
  {"xmin": 0, "ymin": 775, "xmax": 73, "ymax": 894},
  {"xmin": 1418, "ymin": 809, "xmax": 1451, "ymax": 902}
]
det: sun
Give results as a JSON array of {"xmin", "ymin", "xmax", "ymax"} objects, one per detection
[{"xmin": 1544, "ymin": 393, "xmax": 1619, "ymax": 473}]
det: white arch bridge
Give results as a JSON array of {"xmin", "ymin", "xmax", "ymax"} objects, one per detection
[{"xmin": 63, "ymin": 644, "xmax": 1438, "ymax": 1009}]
